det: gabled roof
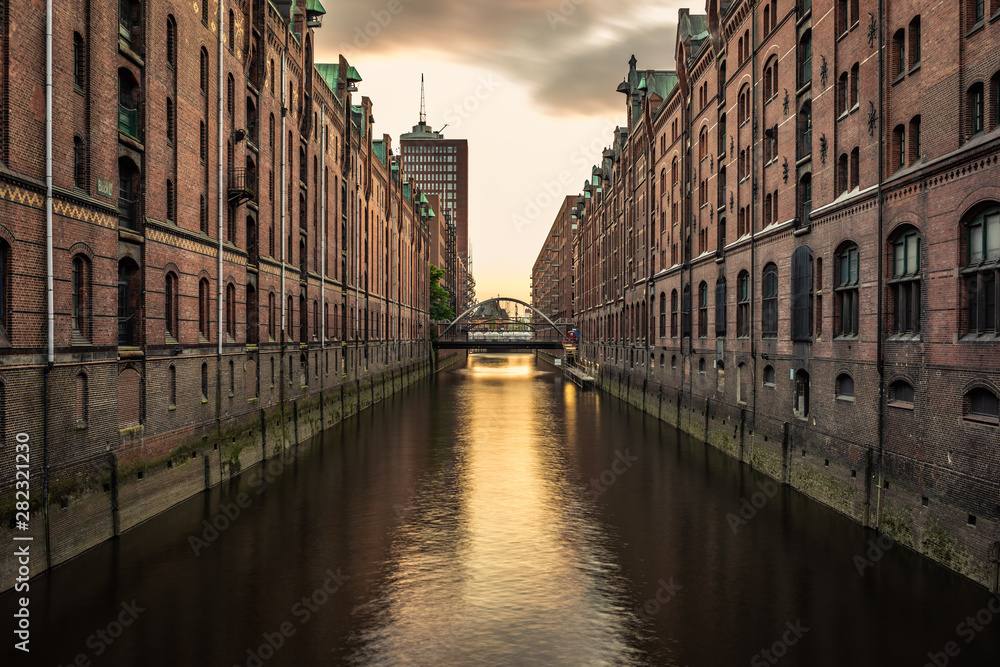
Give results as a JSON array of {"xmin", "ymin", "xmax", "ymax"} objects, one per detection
[{"xmin": 372, "ymin": 140, "xmax": 387, "ymax": 166}]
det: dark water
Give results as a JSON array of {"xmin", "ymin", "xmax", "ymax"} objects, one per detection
[{"xmin": 5, "ymin": 353, "xmax": 1000, "ymax": 666}]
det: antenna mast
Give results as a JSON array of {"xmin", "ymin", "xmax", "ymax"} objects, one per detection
[{"xmin": 419, "ymin": 74, "xmax": 426, "ymax": 125}]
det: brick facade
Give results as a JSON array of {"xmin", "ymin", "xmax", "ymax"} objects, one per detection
[
  {"xmin": 568, "ymin": 0, "xmax": 1000, "ymax": 591},
  {"xmin": 0, "ymin": 0, "xmax": 435, "ymax": 589},
  {"xmin": 530, "ymin": 195, "xmax": 577, "ymax": 325}
]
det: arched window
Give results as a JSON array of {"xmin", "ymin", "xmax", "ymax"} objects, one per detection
[
  {"xmin": 118, "ymin": 156, "xmax": 140, "ymax": 229},
  {"xmin": 71, "ymin": 255, "xmax": 91, "ymax": 340},
  {"xmin": 737, "ymin": 271, "xmax": 750, "ymax": 337},
  {"xmin": 799, "ymin": 172, "xmax": 812, "ymax": 225},
  {"xmin": 838, "ymin": 153, "xmax": 849, "ymax": 193},
  {"xmin": 168, "ymin": 365, "xmax": 177, "ymax": 408},
  {"xmin": 791, "ymin": 245, "xmax": 814, "ymax": 340},
  {"xmin": 798, "ymin": 102, "xmax": 812, "ymax": 160},
  {"xmin": 165, "ymin": 271, "xmax": 179, "ymax": 341},
  {"xmin": 889, "ymin": 379, "xmax": 915, "ymax": 406},
  {"xmin": 229, "ymin": 359, "xmax": 235, "ymax": 395},
  {"xmin": 670, "ymin": 289, "xmax": 678, "ymax": 337},
  {"xmin": 246, "ymin": 283, "xmax": 258, "ymax": 344},
  {"xmin": 117, "ymin": 258, "xmax": 141, "ymax": 346},
  {"xmin": 889, "ymin": 226, "xmax": 921, "ymax": 333},
  {"xmin": 201, "ymin": 362, "xmax": 208, "ymax": 401},
  {"xmin": 699, "ymin": 126, "xmax": 708, "ymax": 160},
  {"xmin": 74, "ymin": 32, "xmax": 86, "ymax": 88},
  {"xmin": 762, "ymin": 263, "xmax": 778, "ymax": 337},
  {"xmin": 198, "ymin": 277, "xmax": 210, "ymax": 339},
  {"xmin": 659, "ymin": 291, "xmax": 666, "ymax": 337},
  {"xmin": 834, "ymin": 243, "xmax": 860, "ymax": 336},
  {"xmin": 166, "ymin": 16, "xmax": 176, "ymax": 67},
  {"xmin": 0, "ymin": 240, "xmax": 10, "ymax": 344},
  {"xmin": 227, "ymin": 73, "xmax": 235, "ymax": 116},
  {"xmin": 850, "ymin": 63, "xmax": 859, "ymax": 108},
  {"xmin": 909, "ymin": 17, "xmax": 921, "ymax": 69},
  {"xmin": 715, "ymin": 275, "xmax": 727, "ymax": 335},
  {"xmin": 969, "ymin": 83, "xmax": 985, "ymax": 137},
  {"xmin": 763, "ymin": 364, "xmax": 775, "ymax": 385},
  {"xmin": 964, "ymin": 388, "xmax": 999, "ymax": 424},
  {"xmin": 838, "ymin": 73, "xmax": 849, "ymax": 115},
  {"xmin": 836, "ymin": 373, "xmax": 855, "ymax": 399},
  {"xmin": 698, "ymin": 282, "xmax": 708, "ymax": 337},
  {"xmin": 268, "ymin": 291, "xmax": 276, "ymax": 340},
  {"xmin": 74, "ymin": 136, "xmax": 86, "ymax": 189},
  {"xmin": 799, "ymin": 31, "xmax": 812, "ymax": 87},
  {"xmin": 893, "ymin": 29, "xmax": 906, "ymax": 79},
  {"xmin": 737, "ymin": 363, "xmax": 748, "ymax": 403},
  {"xmin": 299, "ymin": 294, "xmax": 307, "ymax": 342},
  {"xmin": 228, "ymin": 9, "xmax": 235, "ymax": 52},
  {"xmin": 965, "ymin": 205, "xmax": 999, "ymax": 334},
  {"xmin": 200, "ymin": 47, "xmax": 209, "ymax": 94},
  {"xmin": 671, "ymin": 157, "xmax": 678, "ymax": 185},
  {"xmin": 226, "ymin": 283, "xmax": 236, "ymax": 340}
]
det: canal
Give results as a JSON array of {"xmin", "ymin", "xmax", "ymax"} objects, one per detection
[{"xmin": 6, "ymin": 353, "xmax": 1000, "ymax": 666}]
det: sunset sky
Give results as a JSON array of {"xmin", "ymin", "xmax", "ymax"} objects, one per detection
[{"xmin": 314, "ymin": 0, "xmax": 686, "ymax": 304}]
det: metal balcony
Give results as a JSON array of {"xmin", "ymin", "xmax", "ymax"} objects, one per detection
[{"xmin": 228, "ymin": 168, "xmax": 255, "ymax": 204}]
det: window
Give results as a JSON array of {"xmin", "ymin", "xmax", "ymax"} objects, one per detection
[
  {"xmin": 838, "ymin": 73, "xmax": 849, "ymax": 116},
  {"xmin": 659, "ymin": 291, "xmax": 666, "ymax": 337},
  {"xmin": 225, "ymin": 283, "xmax": 236, "ymax": 340},
  {"xmin": 167, "ymin": 364, "xmax": 177, "ymax": 408},
  {"xmin": 889, "ymin": 379, "xmax": 914, "ymax": 406},
  {"xmin": 166, "ymin": 180, "xmax": 175, "ymax": 222},
  {"xmin": 699, "ymin": 126, "xmax": 708, "ymax": 160},
  {"xmin": 836, "ymin": 373, "xmax": 855, "ymax": 399},
  {"xmin": 117, "ymin": 259, "xmax": 140, "ymax": 346},
  {"xmin": 718, "ymin": 114, "xmax": 726, "ymax": 154},
  {"xmin": 0, "ymin": 242, "xmax": 9, "ymax": 343},
  {"xmin": 838, "ymin": 0, "xmax": 849, "ymax": 32},
  {"xmin": 166, "ymin": 97, "xmax": 175, "ymax": 145},
  {"xmin": 198, "ymin": 277, "xmax": 210, "ymax": 339},
  {"xmin": 166, "ymin": 16, "xmax": 176, "ymax": 67},
  {"xmin": 227, "ymin": 73, "xmax": 235, "ymax": 117},
  {"xmin": 850, "ymin": 63, "xmax": 859, "ymax": 108},
  {"xmin": 798, "ymin": 102, "xmax": 812, "ymax": 159},
  {"xmin": 698, "ymin": 282, "xmax": 708, "ymax": 337},
  {"xmin": 71, "ymin": 255, "xmax": 90, "ymax": 339},
  {"xmin": 794, "ymin": 370, "xmax": 810, "ymax": 418},
  {"xmin": 969, "ymin": 84, "xmax": 984, "ymax": 137},
  {"xmin": 835, "ymin": 243, "xmax": 859, "ymax": 336},
  {"xmin": 165, "ymin": 271, "xmax": 179, "ymax": 340},
  {"xmin": 737, "ymin": 271, "xmax": 750, "ymax": 337},
  {"xmin": 894, "ymin": 125, "xmax": 905, "ymax": 170},
  {"xmin": 737, "ymin": 363, "xmax": 748, "ymax": 403},
  {"xmin": 909, "ymin": 16, "xmax": 921, "ymax": 69},
  {"xmin": 268, "ymin": 291, "xmax": 276, "ymax": 340},
  {"xmin": 893, "ymin": 30, "xmax": 905, "ymax": 79},
  {"xmin": 910, "ymin": 116, "xmax": 921, "ymax": 164},
  {"xmin": 965, "ymin": 206, "xmax": 999, "ymax": 334},
  {"xmin": 716, "ymin": 276, "xmax": 727, "ymax": 335},
  {"xmin": 763, "ymin": 365, "xmax": 775, "ymax": 385},
  {"xmin": 791, "ymin": 245, "xmax": 814, "ymax": 341},
  {"xmin": 200, "ymin": 48, "xmax": 209, "ymax": 94},
  {"xmin": 671, "ymin": 289, "xmax": 678, "ymax": 337},
  {"xmin": 762, "ymin": 264, "xmax": 778, "ymax": 337},
  {"xmin": 890, "ymin": 228, "xmax": 921, "ymax": 333},
  {"xmin": 965, "ymin": 388, "xmax": 999, "ymax": 424},
  {"xmin": 201, "ymin": 362, "xmax": 208, "ymax": 401},
  {"xmin": 74, "ymin": 33, "xmax": 85, "ymax": 88},
  {"xmin": 972, "ymin": 0, "xmax": 985, "ymax": 24},
  {"xmin": 838, "ymin": 153, "xmax": 849, "ymax": 194},
  {"xmin": 200, "ymin": 121, "xmax": 207, "ymax": 163},
  {"xmin": 799, "ymin": 32, "xmax": 812, "ymax": 88},
  {"xmin": 228, "ymin": 9, "xmax": 235, "ymax": 52},
  {"xmin": 850, "ymin": 148, "xmax": 860, "ymax": 190}
]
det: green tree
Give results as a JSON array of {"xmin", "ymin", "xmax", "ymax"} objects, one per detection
[{"xmin": 430, "ymin": 265, "xmax": 454, "ymax": 322}]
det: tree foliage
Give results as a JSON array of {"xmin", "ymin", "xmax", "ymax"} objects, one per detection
[{"xmin": 430, "ymin": 264, "xmax": 455, "ymax": 321}]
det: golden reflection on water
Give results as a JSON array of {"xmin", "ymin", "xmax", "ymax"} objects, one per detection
[{"xmin": 354, "ymin": 353, "xmax": 636, "ymax": 666}]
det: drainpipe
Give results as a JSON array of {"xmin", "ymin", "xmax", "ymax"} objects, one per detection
[
  {"xmin": 874, "ymin": 0, "xmax": 886, "ymax": 529},
  {"xmin": 43, "ymin": 0, "xmax": 54, "ymax": 567},
  {"xmin": 320, "ymin": 105, "xmax": 325, "ymax": 347},
  {"xmin": 280, "ymin": 52, "xmax": 287, "ymax": 349},
  {"xmin": 750, "ymin": 3, "xmax": 758, "ymax": 422},
  {"xmin": 217, "ymin": 0, "xmax": 224, "ymax": 357}
]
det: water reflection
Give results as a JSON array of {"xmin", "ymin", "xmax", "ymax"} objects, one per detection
[{"xmin": 352, "ymin": 353, "xmax": 640, "ymax": 666}]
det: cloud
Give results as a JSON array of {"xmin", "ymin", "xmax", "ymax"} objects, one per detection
[{"xmin": 313, "ymin": 0, "xmax": 682, "ymax": 117}]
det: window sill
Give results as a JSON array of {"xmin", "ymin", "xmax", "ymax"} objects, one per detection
[
  {"xmin": 960, "ymin": 333, "xmax": 1000, "ymax": 343},
  {"xmin": 963, "ymin": 415, "xmax": 999, "ymax": 427},
  {"xmin": 886, "ymin": 332, "xmax": 921, "ymax": 342},
  {"xmin": 892, "ymin": 72, "xmax": 905, "ymax": 86},
  {"xmin": 967, "ymin": 21, "xmax": 985, "ymax": 38},
  {"xmin": 796, "ymin": 81, "xmax": 812, "ymax": 97},
  {"xmin": 836, "ymin": 395, "xmax": 856, "ymax": 403},
  {"xmin": 833, "ymin": 334, "xmax": 859, "ymax": 341},
  {"xmin": 908, "ymin": 62, "xmax": 921, "ymax": 76},
  {"xmin": 888, "ymin": 401, "xmax": 914, "ymax": 411},
  {"xmin": 797, "ymin": 9, "xmax": 812, "ymax": 27}
]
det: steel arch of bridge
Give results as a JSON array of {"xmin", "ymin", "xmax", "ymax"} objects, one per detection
[{"xmin": 437, "ymin": 297, "xmax": 569, "ymax": 341}]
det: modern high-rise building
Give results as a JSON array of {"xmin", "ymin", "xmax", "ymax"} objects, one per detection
[{"xmin": 400, "ymin": 76, "xmax": 474, "ymax": 312}]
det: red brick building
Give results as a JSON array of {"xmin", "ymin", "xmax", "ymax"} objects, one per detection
[
  {"xmin": 572, "ymin": 1, "xmax": 1000, "ymax": 591},
  {"xmin": 530, "ymin": 195, "xmax": 577, "ymax": 325},
  {"xmin": 0, "ymin": 0, "xmax": 433, "ymax": 585}
]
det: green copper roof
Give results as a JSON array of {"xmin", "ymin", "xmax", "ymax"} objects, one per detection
[
  {"xmin": 351, "ymin": 105, "xmax": 365, "ymax": 137},
  {"xmin": 315, "ymin": 63, "xmax": 339, "ymax": 94},
  {"xmin": 403, "ymin": 183, "xmax": 412, "ymax": 202},
  {"xmin": 306, "ymin": 0, "xmax": 326, "ymax": 15},
  {"xmin": 372, "ymin": 140, "xmax": 387, "ymax": 166},
  {"xmin": 419, "ymin": 193, "xmax": 429, "ymax": 204}
]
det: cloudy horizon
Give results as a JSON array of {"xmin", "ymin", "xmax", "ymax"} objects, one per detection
[{"xmin": 313, "ymin": 0, "xmax": 686, "ymax": 304}]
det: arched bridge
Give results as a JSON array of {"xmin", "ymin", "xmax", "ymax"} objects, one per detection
[{"xmin": 433, "ymin": 297, "xmax": 572, "ymax": 350}]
